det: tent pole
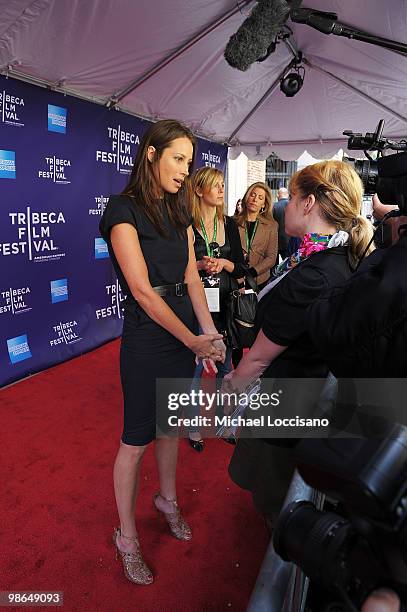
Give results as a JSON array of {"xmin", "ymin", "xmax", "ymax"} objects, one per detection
[
  {"xmin": 109, "ymin": 0, "xmax": 253, "ymax": 107},
  {"xmin": 0, "ymin": 67, "xmax": 105, "ymax": 105},
  {"xmin": 304, "ymin": 58, "xmax": 407, "ymax": 124},
  {"xmin": 0, "ymin": 68, "xmax": 228, "ymax": 146}
]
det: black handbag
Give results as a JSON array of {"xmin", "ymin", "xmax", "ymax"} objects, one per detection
[{"xmin": 226, "ymin": 273, "xmax": 258, "ymax": 349}]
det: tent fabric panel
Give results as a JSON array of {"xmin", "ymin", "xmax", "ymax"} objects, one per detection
[{"xmin": 1, "ymin": 0, "xmax": 406, "ymax": 159}]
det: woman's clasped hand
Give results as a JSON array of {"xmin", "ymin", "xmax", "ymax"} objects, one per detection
[
  {"xmin": 201, "ymin": 255, "xmax": 226, "ymax": 275},
  {"xmin": 188, "ymin": 332, "xmax": 225, "ymax": 362}
]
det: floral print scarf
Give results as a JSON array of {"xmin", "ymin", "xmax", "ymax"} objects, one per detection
[{"xmin": 272, "ymin": 232, "xmax": 332, "ymax": 278}]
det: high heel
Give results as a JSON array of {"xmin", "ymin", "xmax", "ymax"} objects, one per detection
[
  {"xmin": 222, "ymin": 434, "xmax": 237, "ymax": 445},
  {"xmin": 112, "ymin": 527, "xmax": 153, "ymax": 585},
  {"xmin": 188, "ymin": 436, "xmax": 204, "ymax": 452},
  {"xmin": 153, "ymin": 493, "xmax": 192, "ymax": 541}
]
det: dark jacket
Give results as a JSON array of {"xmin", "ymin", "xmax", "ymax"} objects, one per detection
[
  {"xmin": 273, "ymin": 198, "xmax": 290, "ymax": 257},
  {"xmin": 309, "ymin": 229, "xmax": 407, "ymax": 377}
]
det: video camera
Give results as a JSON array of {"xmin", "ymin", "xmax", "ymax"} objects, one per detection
[
  {"xmin": 273, "ymin": 429, "xmax": 407, "ymax": 610},
  {"xmin": 344, "ymin": 120, "xmax": 407, "ymax": 215}
]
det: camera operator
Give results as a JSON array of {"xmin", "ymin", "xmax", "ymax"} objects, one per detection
[
  {"xmin": 372, "ymin": 193, "xmax": 406, "ymax": 244},
  {"xmin": 270, "ymin": 197, "xmax": 407, "ymax": 611},
  {"xmin": 309, "ymin": 196, "xmax": 407, "ymax": 377}
]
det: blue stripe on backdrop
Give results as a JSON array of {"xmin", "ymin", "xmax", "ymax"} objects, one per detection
[{"xmin": 0, "ymin": 75, "xmax": 228, "ymax": 387}]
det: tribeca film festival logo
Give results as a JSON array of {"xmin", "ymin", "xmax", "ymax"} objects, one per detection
[
  {"xmin": 89, "ymin": 195, "xmax": 109, "ymax": 216},
  {"xmin": 201, "ymin": 149, "xmax": 221, "ymax": 168},
  {"xmin": 96, "ymin": 125, "xmax": 140, "ymax": 174},
  {"xmin": 0, "ymin": 89, "xmax": 25, "ymax": 127},
  {"xmin": 95, "ymin": 280, "xmax": 125, "ymax": 320},
  {"xmin": 0, "ymin": 207, "xmax": 66, "ymax": 262},
  {"xmin": 49, "ymin": 320, "xmax": 81, "ymax": 347},
  {"xmin": 7, "ymin": 334, "xmax": 32, "ymax": 364},
  {"xmin": 47, "ymin": 104, "xmax": 67, "ymax": 134},
  {"xmin": 0, "ymin": 150, "xmax": 16, "ymax": 179},
  {"xmin": 38, "ymin": 155, "xmax": 71, "ymax": 184},
  {"xmin": 0, "ymin": 286, "xmax": 32, "ymax": 315},
  {"xmin": 50, "ymin": 279, "xmax": 68, "ymax": 304}
]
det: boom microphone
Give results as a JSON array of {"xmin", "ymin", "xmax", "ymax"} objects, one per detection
[{"xmin": 224, "ymin": 0, "xmax": 302, "ymax": 71}]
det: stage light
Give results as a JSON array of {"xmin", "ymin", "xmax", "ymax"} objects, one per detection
[{"xmin": 280, "ymin": 65, "xmax": 305, "ymax": 97}]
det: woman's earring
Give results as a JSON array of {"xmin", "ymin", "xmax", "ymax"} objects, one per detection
[
  {"xmin": 147, "ymin": 145, "xmax": 156, "ymax": 162},
  {"xmin": 260, "ymin": 206, "xmax": 265, "ymax": 213}
]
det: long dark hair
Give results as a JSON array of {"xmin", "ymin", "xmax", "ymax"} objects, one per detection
[{"xmin": 122, "ymin": 119, "xmax": 196, "ymax": 234}]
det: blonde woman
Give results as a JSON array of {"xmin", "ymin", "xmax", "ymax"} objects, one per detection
[
  {"xmin": 234, "ymin": 182, "xmax": 279, "ymax": 289},
  {"xmin": 225, "ymin": 160, "xmax": 375, "ymax": 521},
  {"xmin": 233, "ymin": 181, "xmax": 279, "ymax": 366},
  {"xmin": 187, "ymin": 166, "xmax": 247, "ymax": 451}
]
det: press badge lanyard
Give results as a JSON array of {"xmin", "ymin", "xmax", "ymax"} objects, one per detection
[
  {"xmin": 200, "ymin": 215, "xmax": 219, "ymax": 312},
  {"xmin": 245, "ymin": 219, "xmax": 259, "ymax": 254},
  {"xmin": 200, "ymin": 216, "xmax": 217, "ymax": 257}
]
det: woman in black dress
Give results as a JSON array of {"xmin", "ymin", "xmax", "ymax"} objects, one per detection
[{"xmin": 100, "ymin": 120, "xmax": 225, "ymax": 585}]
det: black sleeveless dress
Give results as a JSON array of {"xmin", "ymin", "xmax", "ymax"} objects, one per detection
[
  {"xmin": 100, "ymin": 195, "xmax": 197, "ymax": 445},
  {"xmin": 192, "ymin": 225, "xmax": 232, "ymax": 336},
  {"xmin": 192, "ymin": 216, "xmax": 247, "ymax": 340}
]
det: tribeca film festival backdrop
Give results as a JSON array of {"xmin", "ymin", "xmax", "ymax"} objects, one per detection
[{"xmin": 0, "ymin": 75, "xmax": 227, "ymax": 387}]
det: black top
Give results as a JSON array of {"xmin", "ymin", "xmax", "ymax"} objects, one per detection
[
  {"xmin": 193, "ymin": 216, "xmax": 246, "ymax": 332},
  {"xmin": 309, "ymin": 230, "xmax": 407, "ymax": 377},
  {"xmin": 256, "ymin": 247, "xmax": 353, "ymax": 378},
  {"xmin": 247, "ymin": 221, "xmax": 257, "ymax": 242},
  {"xmin": 99, "ymin": 194, "xmax": 189, "ymax": 311}
]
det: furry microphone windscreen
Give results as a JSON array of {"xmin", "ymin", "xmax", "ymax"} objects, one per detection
[{"xmin": 224, "ymin": 0, "xmax": 302, "ymax": 71}]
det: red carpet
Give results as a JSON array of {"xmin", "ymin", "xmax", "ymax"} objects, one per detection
[{"xmin": 1, "ymin": 340, "xmax": 268, "ymax": 611}]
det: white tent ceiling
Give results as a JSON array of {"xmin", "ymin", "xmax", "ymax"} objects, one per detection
[{"xmin": 1, "ymin": 0, "xmax": 407, "ymax": 159}]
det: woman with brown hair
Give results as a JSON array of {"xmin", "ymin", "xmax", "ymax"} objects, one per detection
[
  {"xmin": 99, "ymin": 120, "xmax": 225, "ymax": 585},
  {"xmin": 186, "ymin": 166, "xmax": 247, "ymax": 451},
  {"xmin": 224, "ymin": 160, "xmax": 375, "ymax": 523}
]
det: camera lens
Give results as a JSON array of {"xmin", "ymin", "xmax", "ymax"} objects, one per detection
[
  {"xmin": 354, "ymin": 159, "xmax": 379, "ymax": 195},
  {"xmin": 343, "ymin": 158, "xmax": 379, "ymax": 195},
  {"xmin": 273, "ymin": 501, "xmax": 355, "ymax": 587}
]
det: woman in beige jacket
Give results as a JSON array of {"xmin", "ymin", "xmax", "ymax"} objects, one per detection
[
  {"xmin": 234, "ymin": 182, "xmax": 278, "ymax": 288},
  {"xmin": 233, "ymin": 182, "xmax": 278, "ymax": 368}
]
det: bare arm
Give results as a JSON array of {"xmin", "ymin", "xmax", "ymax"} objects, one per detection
[
  {"xmin": 222, "ymin": 329, "xmax": 287, "ymax": 395},
  {"xmin": 110, "ymin": 223, "xmax": 222, "ymax": 358},
  {"xmin": 233, "ymin": 330, "xmax": 286, "ymax": 381}
]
